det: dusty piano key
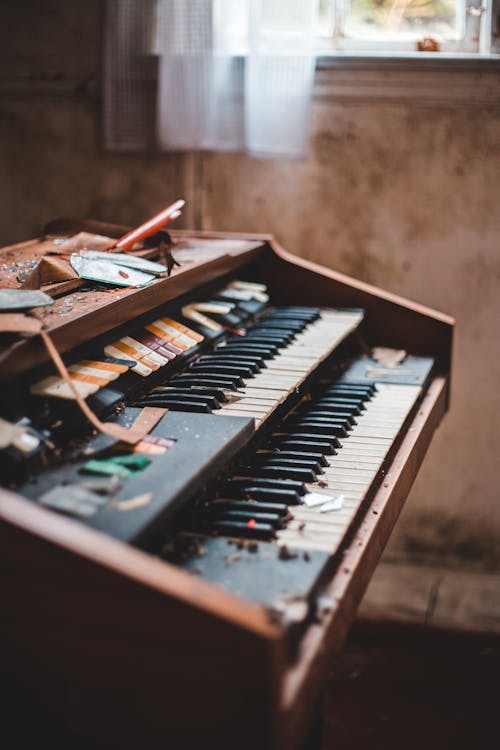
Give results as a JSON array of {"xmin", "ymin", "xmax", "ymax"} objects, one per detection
[
  {"xmin": 146, "ymin": 322, "xmax": 190, "ymax": 352},
  {"xmin": 205, "ymin": 508, "xmax": 286, "ymax": 530},
  {"xmin": 118, "ymin": 336, "xmax": 167, "ymax": 368},
  {"xmin": 207, "ymin": 350, "xmax": 268, "ymax": 367},
  {"xmin": 147, "ymin": 388, "xmax": 222, "ymax": 408},
  {"xmin": 210, "ymin": 499, "xmax": 290, "ymax": 516},
  {"xmin": 285, "ymin": 421, "xmax": 349, "ymax": 438},
  {"xmin": 196, "ymin": 355, "xmax": 262, "ymax": 372},
  {"xmin": 133, "ymin": 397, "xmax": 212, "ymax": 413},
  {"xmin": 255, "ymin": 454, "xmax": 325, "ymax": 473},
  {"xmin": 307, "ymin": 408, "xmax": 357, "ymax": 425},
  {"xmin": 134, "ymin": 392, "xmax": 220, "ymax": 409},
  {"xmin": 77, "ymin": 359, "xmax": 129, "ymax": 378},
  {"xmin": 170, "ymin": 375, "xmax": 240, "ymax": 390},
  {"xmin": 30, "ymin": 375, "xmax": 99, "ymax": 399},
  {"xmin": 201, "ymin": 519, "xmax": 276, "ymax": 540},
  {"xmin": 219, "ymin": 482, "xmax": 303, "ymax": 505},
  {"xmin": 188, "ymin": 363, "xmax": 256, "ymax": 379},
  {"xmin": 254, "ymin": 319, "xmax": 306, "ymax": 332},
  {"xmin": 227, "ymin": 477, "xmax": 307, "ymax": 497},
  {"xmin": 104, "ymin": 343, "xmax": 153, "ymax": 377},
  {"xmin": 217, "ymin": 343, "xmax": 279, "ymax": 357},
  {"xmin": 275, "ymin": 438, "xmax": 338, "ymax": 455},
  {"xmin": 238, "ymin": 465, "xmax": 318, "ymax": 483},
  {"xmin": 132, "ymin": 330, "xmax": 178, "ymax": 360},
  {"xmin": 152, "ymin": 385, "xmax": 229, "ymax": 403},
  {"xmin": 257, "ymin": 449, "xmax": 329, "ymax": 467}
]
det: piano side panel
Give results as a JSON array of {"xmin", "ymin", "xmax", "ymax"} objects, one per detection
[
  {"xmin": 279, "ymin": 375, "xmax": 448, "ymax": 750},
  {"xmin": 0, "ymin": 497, "xmax": 284, "ymax": 750}
]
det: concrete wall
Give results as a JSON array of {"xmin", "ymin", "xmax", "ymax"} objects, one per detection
[{"xmin": 1, "ymin": 1, "xmax": 499, "ymax": 570}]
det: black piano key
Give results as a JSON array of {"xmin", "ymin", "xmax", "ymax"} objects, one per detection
[
  {"xmin": 318, "ymin": 397, "xmax": 366, "ymax": 412},
  {"xmin": 211, "ymin": 499, "xmax": 290, "ymax": 516},
  {"xmin": 258, "ymin": 450, "xmax": 329, "ymax": 467},
  {"xmin": 338, "ymin": 382, "xmax": 377, "ymax": 395},
  {"xmin": 171, "ymin": 375, "xmax": 240, "ymax": 390},
  {"xmin": 207, "ymin": 509, "xmax": 285, "ymax": 529},
  {"xmin": 218, "ymin": 343, "xmax": 278, "ymax": 356},
  {"xmin": 208, "ymin": 350, "xmax": 267, "ymax": 367},
  {"xmin": 136, "ymin": 392, "xmax": 220, "ymax": 409},
  {"xmin": 332, "ymin": 383, "xmax": 376, "ymax": 395},
  {"xmin": 86, "ymin": 386, "xmax": 125, "ymax": 417},
  {"xmin": 239, "ymin": 465, "xmax": 318, "ymax": 482},
  {"xmin": 279, "ymin": 432, "xmax": 342, "ymax": 450},
  {"xmin": 215, "ymin": 294, "xmax": 264, "ymax": 316},
  {"xmin": 288, "ymin": 422, "xmax": 349, "ymax": 438},
  {"xmin": 241, "ymin": 335, "xmax": 290, "ymax": 347},
  {"xmin": 254, "ymin": 319, "xmax": 306, "ymax": 331},
  {"xmin": 225, "ymin": 477, "xmax": 307, "ymax": 496},
  {"xmin": 203, "ymin": 519, "xmax": 276, "ymax": 540},
  {"xmin": 249, "ymin": 326, "xmax": 297, "ymax": 339},
  {"xmin": 268, "ymin": 307, "xmax": 320, "ymax": 319},
  {"xmin": 151, "ymin": 386, "xmax": 228, "ymax": 404},
  {"xmin": 259, "ymin": 457, "xmax": 323, "ymax": 474},
  {"xmin": 198, "ymin": 355, "xmax": 263, "ymax": 371},
  {"xmin": 301, "ymin": 412, "xmax": 353, "ymax": 429},
  {"xmin": 306, "ymin": 408, "xmax": 357, "ymax": 425},
  {"xmin": 276, "ymin": 438, "xmax": 337, "ymax": 456},
  {"xmin": 133, "ymin": 398, "xmax": 211, "ymax": 413},
  {"xmin": 314, "ymin": 399, "xmax": 363, "ymax": 415},
  {"xmin": 189, "ymin": 364, "xmax": 253, "ymax": 381},
  {"xmin": 327, "ymin": 387, "xmax": 373, "ymax": 400},
  {"xmin": 219, "ymin": 484, "xmax": 303, "ymax": 505},
  {"xmin": 192, "ymin": 360, "xmax": 258, "ymax": 376},
  {"xmin": 243, "ymin": 328, "xmax": 291, "ymax": 339},
  {"xmin": 321, "ymin": 391, "xmax": 367, "ymax": 405},
  {"xmin": 314, "ymin": 401, "xmax": 358, "ymax": 416},
  {"xmin": 201, "ymin": 311, "xmax": 245, "ymax": 328}
]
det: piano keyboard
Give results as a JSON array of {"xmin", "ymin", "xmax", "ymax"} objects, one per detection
[
  {"xmin": 167, "ymin": 369, "xmax": 429, "ymax": 612},
  {"xmin": 134, "ymin": 303, "xmax": 364, "ymax": 427},
  {"xmin": 212, "ymin": 310, "xmax": 364, "ymax": 426},
  {"xmin": 276, "ymin": 382, "xmax": 421, "ymax": 552},
  {"xmin": 8, "ymin": 278, "xmax": 432, "ymax": 606}
]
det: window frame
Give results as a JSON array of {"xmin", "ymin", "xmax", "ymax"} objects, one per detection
[{"xmin": 316, "ymin": 0, "xmax": 499, "ymax": 57}]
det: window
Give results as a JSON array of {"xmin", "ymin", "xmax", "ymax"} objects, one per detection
[{"xmin": 317, "ymin": 0, "xmax": 499, "ymax": 55}]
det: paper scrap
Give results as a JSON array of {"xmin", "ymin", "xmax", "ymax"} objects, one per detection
[
  {"xmin": 70, "ymin": 254, "xmax": 155, "ymax": 288},
  {"xmin": 319, "ymin": 496, "xmax": 344, "ymax": 513},
  {"xmin": 80, "ymin": 250, "xmax": 167, "ymax": 275},
  {"xmin": 0, "ymin": 289, "xmax": 54, "ymax": 311}
]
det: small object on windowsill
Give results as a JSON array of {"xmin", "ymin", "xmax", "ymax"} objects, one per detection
[{"xmin": 417, "ymin": 37, "xmax": 440, "ymax": 52}]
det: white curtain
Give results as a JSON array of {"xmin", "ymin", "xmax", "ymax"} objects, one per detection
[{"xmin": 104, "ymin": 0, "xmax": 319, "ymax": 157}]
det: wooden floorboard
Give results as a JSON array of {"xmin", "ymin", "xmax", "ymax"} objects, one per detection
[{"xmin": 358, "ymin": 559, "xmax": 500, "ymax": 635}]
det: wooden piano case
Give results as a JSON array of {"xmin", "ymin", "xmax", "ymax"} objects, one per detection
[{"xmin": 0, "ymin": 230, "xmax": 454, "ymax": 750}]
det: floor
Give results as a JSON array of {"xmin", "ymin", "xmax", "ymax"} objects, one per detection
[
  {"xmin": 320, "ymin": 621, "xmax": 500, "ymax": 750},
  {"xmin": 314, "ymin": 560, "xmax": 500, "ymax": 750}
]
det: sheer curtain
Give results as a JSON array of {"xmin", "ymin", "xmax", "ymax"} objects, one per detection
[{"xmin": 104, "ymin": 0, "xmax": 319, "ymax": 157}]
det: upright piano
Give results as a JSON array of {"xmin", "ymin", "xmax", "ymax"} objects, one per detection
[{"xmin": 0, "ymin": 223, "xmax": 454, "ymax": 749}]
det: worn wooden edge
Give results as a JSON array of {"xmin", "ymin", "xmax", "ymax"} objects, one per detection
[
  {"xmin": 268, "ymin": 239, "xmax": 454, "ymax": 409},
  {"xmin": 0, "ymin": 488, "xmax": 280, "ymax": 640},
  {"xmin": 0, "ymin": 242, "xmax": 270, "ymax": 382},
  {"xmin": 271, "ymin": 239, "xmax": 455, "ymax": 327},
  {"xmin": 279, "ymin": 374, "xmax": 448, "ymax": 749}
]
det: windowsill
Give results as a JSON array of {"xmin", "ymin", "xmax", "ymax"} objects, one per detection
[{"xmin": 316, "ymin": 51, "xmax": 500, "ymax": 72}]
